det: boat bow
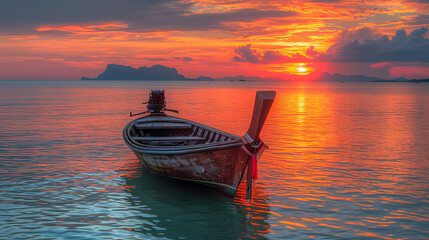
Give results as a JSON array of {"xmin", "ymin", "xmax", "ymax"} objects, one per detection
[{"xmin": 243, "ymin": 91, "xmax": 276, "ymax": 201}]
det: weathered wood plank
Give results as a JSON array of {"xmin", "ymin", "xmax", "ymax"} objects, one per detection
[
  {"xmin": 135, "ymin": 122, "xmax": 192, "ymax": 129},
  {"xmin": 136, "ymin": 116, "xmax": 183, "ymax": 123},
  {"xmin": 132, "ymin": 136, "xmax": 206, "ymax": 142},
  {"xmin": 246, "ymin": 91, "xmax": 276, "ymax": 141}
]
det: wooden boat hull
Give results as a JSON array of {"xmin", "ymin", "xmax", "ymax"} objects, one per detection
[
  {"xmin": 129, "ymin": 143, "xmax": 251, "ymax": 197},
  {"xmin": 123, "ymin": 90, "xmax": 275, "ymax": 199}
]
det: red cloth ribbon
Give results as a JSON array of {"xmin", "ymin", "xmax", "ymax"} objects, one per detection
[{"xmin": 251, "ymin": 153, "xmax": 258, "ymax": 180}]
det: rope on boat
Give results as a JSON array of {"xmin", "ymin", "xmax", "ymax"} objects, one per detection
[{"xmin": 241, "ymin": 140, "xmax": 264, "ymax": 181}]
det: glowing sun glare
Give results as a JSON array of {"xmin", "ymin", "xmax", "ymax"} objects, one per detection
[{"xmin": 297, "ymin": 67, "xmax": 307, "ymax": 73}]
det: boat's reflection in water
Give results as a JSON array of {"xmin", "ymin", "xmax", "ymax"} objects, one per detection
[{"xmin": 123, "ymin": 164, "xmax": 271, "ymax": 240}]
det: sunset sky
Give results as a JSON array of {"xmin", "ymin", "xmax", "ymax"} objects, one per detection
[{"xmin": 0, "ymin": 0, "xmax": 428, "ymax": 80}]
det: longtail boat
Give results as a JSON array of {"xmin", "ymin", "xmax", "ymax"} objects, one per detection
[{"xmin": 123, "ymin": 90, "xmax": 275, "ymax": 199}]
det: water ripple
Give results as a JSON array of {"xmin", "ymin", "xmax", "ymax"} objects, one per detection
[{"xmin": 1, "ymin": 81, "xmax": 428, "ymax": 239}]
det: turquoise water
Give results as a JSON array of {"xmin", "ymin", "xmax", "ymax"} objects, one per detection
[{"xmin": 1, "ymin": 81, "xmax": 428, "ymax": 239}]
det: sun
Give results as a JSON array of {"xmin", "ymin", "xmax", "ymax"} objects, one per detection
[
  {"xmin": 297, "ymin": 67, "xmax": 307, "ymax": 73},
  {"xmin": 262, "ymin": 63, "xmax": 313, "ymax": 76}
]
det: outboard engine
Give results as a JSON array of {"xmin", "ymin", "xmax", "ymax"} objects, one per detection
[
  {"xmin": 147, "ymin": 90, "xmax": 166, "ymax": 113},
  {"xmin": 129, "ymin": 90, "xmax": 179, "ymax": 117}
]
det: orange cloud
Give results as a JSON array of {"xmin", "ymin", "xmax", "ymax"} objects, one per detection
[
  {"xmin": 36, "ymin": 22, "xmax": 128, "ymax": 33},
  {"xmin": 0, "ymin": 0, "xmax": 428, "ymax": 80}
]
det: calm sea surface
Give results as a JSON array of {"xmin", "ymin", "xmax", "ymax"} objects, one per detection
[{"xmin": 1, "ymin": 80, "xmax": 428, "ymax": 240}]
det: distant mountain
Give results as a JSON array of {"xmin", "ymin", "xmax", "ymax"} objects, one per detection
[
  {"xmin": 186, "ymin": 76, "xmax": 215, "ymax": 81},
  {"xmin": 316, "ymin": 72, "xmax": 408, "ymax": 82},
  {"xmin": 409, "ymin": 78, "xmax": 429, "ymax": 82},
  {"xmin": 82, "ymin": 64, "xmax": 421, "ymax": 82},
  {"xmin": 82, "ymin": 64, "xmax": 188, "ymax": 80},
  {"xmin": 374, "ymin": 78, "xmax": 428, "ymax": 82},
  {"xmin": 82, "ymin": 64, "xmax": 215, "ymax": 81}
]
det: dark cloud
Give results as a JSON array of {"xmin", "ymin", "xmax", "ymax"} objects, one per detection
[
  {"xmin": 182, "ymin": 9, "xmax": 295, "ymax": 30},
  {"xmin": 262, "ymin": 51, "xmax": 285, "ymax": 61},
  {"xmin": 173, "ymin": 57, "xmax": 193, "ymax": 61},
  {"xmin": 306, "ymin": 46, "xmax": 321, "ymax": 58},
  {"xmin": 312, "ymin": 27, "xmax": 429, "ymax": 62},
  {"xmin": 337, "ymin": 26, "xmax": 383, "ymax": 43},
  {"xmin": 408, "ymin": 15, "xmax": 429, "ymax": 25},
  {"xmin": 181, "ymin": 57, "xmax": 193, "ymax": 61},
  {"xmin": 0, "ymin": 1, "xmax": 295, "ymax": 33},
  {"xmin": 0, "ymin": 0, "xmax": 163, "ymax": 32},
  {"xmin": 233, "ymin": 44, "xmax": 260, "ymax": 63},
  {"xmin": 405, "ymin": 0, "xmax": 429, "ymax": 4},
  {"xmin": 233, "ymin": 44, "xmax": 311, "ymax": 63}
]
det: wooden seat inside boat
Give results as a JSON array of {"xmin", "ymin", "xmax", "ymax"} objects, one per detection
[
  {"xmin": 134, "ymin": 122, "xmax": 192, "ymax": 129},
  {"xmin": 132, "ymin": 136, "xmax": 206, "ymax": 142}
]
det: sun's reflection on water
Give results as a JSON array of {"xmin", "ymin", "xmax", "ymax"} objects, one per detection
[{"xmin": 0, "ymin": 82, "xmax": 428, "ymax": 239}]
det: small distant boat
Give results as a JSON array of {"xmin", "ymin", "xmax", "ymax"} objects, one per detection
[{"xmin": 123, "ymin": 90, "xmax": 275, "ymax": 199}]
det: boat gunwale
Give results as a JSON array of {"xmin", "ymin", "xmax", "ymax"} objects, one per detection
[{"xmin": 123, "ymin": 114, "xmax": 243, "ymax": 155}]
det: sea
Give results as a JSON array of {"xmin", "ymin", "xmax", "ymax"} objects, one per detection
[{"xmin": 0, "ymin": 80, "xmax": 428, "ymax": 240}]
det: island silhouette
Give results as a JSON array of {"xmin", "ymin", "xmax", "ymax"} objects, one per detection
[
  {"xmin": 82, "ymin": 64, "xmax": 191, "ymax": 80},
  {"xmin": 81, "ymin": 63, "xmax": 427, "ymax": 82}
]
